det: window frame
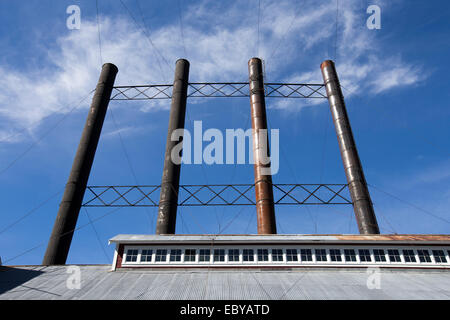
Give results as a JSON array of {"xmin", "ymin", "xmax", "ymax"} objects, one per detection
[
  {"xmin": 118, "ymin": 244, "xmax": 450, "ymax": 267},
  {"xmin": 343, "ymin": 249, "xmax": 358, "ymax": 263},
  {"xmin": 402, "ymin": 249, "xmax": 417, "ymax": 263},
  {"xmin": 213, "ymin": 249, "xmax": 226, "ymax": 263},
  {"xmin": 140, "ymin": 249, "xmax": 153, "ymax": 263},
  {"xmin": 373, "ymin": 249, "xmax": 387, "ymax": 263},
  {"xmin": 242, "ymin": 248, "xmax": 255, "ymax": 262},
  {"xmin": 432, "ymin": 250, "xmax": 447, "ymax": 264},
  {"xmin": 314, "ymin": 248, "xmax": 328, "ymax": 262},
  {"xmin": 417, "ymin": 249, "xmax": 432, "ymax": 263},
  {"xmin": 154, "ymin": 248, "xmax": 168, "ymax": 263},
  {"xmin": 358, "ymin": 249, "xmax": 372, "ymax": 263},
  {"xmin": 257, "ymin": 249, "xmax": 270, "ymax": 262},
  {"xmin": 228, "ymin": 248, "xmax": 241, "ymax": 263},
  {"xmin": 271, "ymin": 249, "xmax": 284, "ymax": 262},
  {"xmin": 329, "ymin": 249, "xmax": 343, "ymax": 262},
  {"xmin": 286, "ymin": 248, "xmax": 299, "ymax": 262},
  {"xmin": 184, "ymin": 248, "xmax": 197, "ymax": 262},
  {"xmin": 300, "ymin": 248, "xmax": 313, "ymax": 262},
  {"xmin": 198, "ymin": 248, "xmax": 212, "ymax": 263},
  {"xmin": 124, "ymin": 249, "xmax": 139, "ymax": 263}
]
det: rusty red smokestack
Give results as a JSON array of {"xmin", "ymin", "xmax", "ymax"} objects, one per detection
[{"xmin": 248, "ymin": 57, "xmax": 277, "ymax": 234}]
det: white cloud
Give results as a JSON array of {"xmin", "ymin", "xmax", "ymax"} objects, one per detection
[
  {"xmin": 371, "ymin": 64, "xmax": 423, "ymax": 93},
  {"xmin": 408, "ymin": 159, "xmax": 450, "ymax": 186},
  {"xmin": 267, "ymin": 0, "xmax": 425, "ymax": 110},
  {"xmin": 0, "ymin": 0, "xmax": 426, "ymax": 143},
  {"xmin": 102, "ymin": 125, "xmax": 148, "ymax": 139}
]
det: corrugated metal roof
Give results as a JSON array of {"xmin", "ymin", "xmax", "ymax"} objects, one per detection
[
  {"xmin": 109, "ymin": 234, "xmax": 450, "ymax": 245},
  {"xmin": 1, "ymin": 265, "xmax": 449, "ymax": 299}
]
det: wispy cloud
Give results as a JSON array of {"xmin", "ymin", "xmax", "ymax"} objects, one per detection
[
  {"xmin": 267, "ymin": 0, "xmax": 426, "ymax": 110},
  {"xmin": 102, "ymin": 125, "xmax": 148, "ymax": 138},
  {"xmin": 0, "ymin": 0, "xmax": 426, "ymax": 143}
]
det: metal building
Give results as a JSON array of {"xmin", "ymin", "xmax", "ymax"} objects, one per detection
[{"xmin": 1, "ymin": 59, "xmax": 449, "ymax": 300}]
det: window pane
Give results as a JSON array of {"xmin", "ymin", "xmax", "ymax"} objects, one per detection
[
  {"xmin": 184, "ymin": 249, "xmax": 196, "ymax": 262},
  {"xmin": 387, "ymin": 249, "xmax": 401, "ymax": 262},
  {"xmin": 125, "ymin": 249, "xmax": 138, "ymax": 262},
  {"xmin": 373, "ymin": 249, "xmax": 386, "ymax": 262},
  {"xmin": 358, "ymin": 249, "xmax": 372, "ymax": 262},
  {"xmin": 315, "ymin": 249, "xmax": 327, "ymax": 262},
  {"xmin": 417, "ymin": 250, "xmax": 431, "ymax": 263},
  {"xmin": 300, "ymin": 249, "xmax": 312, "ymax": 262},
  {"xmin": 257, "ymin": 249, "xmax": 269, "ymax": 261},
  {"xmin": 170, "ymin": 249, "xmax": 182, "ymax": 262},
  {"xmin": 243, "ymin": 249, "xmax": 254, "ymax": 261},
  {"xmin": 402, "ymin": 249, "xmax": 416, "ymax": 263},
  {"xmin": 330, "ymin": 249, "xmax": 342, "ymax": 262},
  {"xmin": 141, "ymin": 249, "xmax": 153, "ymax": 262},
  {"xmin": 228, "ymin": 249, "xmax": 240, "ymax": 262},
  {"xmin": 286, "ymin": 249, "xmax": 298, "ymax": 262},
  {"xmin": 344, "ymin": 249, "xmax": 356, "ymax": 262},
  {"xmin": 214, "ymin": 249, "xmax": 225, "ymax": 262},
  {"xmin": 199, "ymin": 249, "xmax": 211, "ymax": 262},
  {"xmin": 272, "ymin": 249, "xmax": 284, "ymax": 262},
  {"xmin": 155, "ymin": 249, "xmax": 167, "ymax": 262},
  {"xmin": 432, "ymin": 250, "xmax": 447, "ymax": 263}
]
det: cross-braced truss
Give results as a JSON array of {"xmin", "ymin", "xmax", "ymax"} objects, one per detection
[
  {"xmin": 82, "ymin": 184, "xmax": 351, "ymax": 207},
  {"xmin": 110, "ymin": 83, "xmax": 327, "ymax": 100}
]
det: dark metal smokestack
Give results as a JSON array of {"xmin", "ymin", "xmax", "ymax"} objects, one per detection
[
  {"xmin": 156, "ymin": 59, "xmax": 190, "ymax": 234},
  {"xmin": 248, "ymin": 58, "xmax": 277, "ymax": 234},
  {"xmin": 43, "ymin": 63, "xmax": 118, "ymax": 265},
  {"xmin": 320, "ymin": 60, "xmax": 380, "ymax": 234}
]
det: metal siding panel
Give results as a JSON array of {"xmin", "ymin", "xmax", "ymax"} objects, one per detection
[{"xmin": 1, "ymin": 266, "xmax": 450, "ymax": 300}]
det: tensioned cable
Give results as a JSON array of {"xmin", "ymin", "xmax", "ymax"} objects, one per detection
[
  {"xmin": 369, "ymin": 184, "xmax": 450, "ymax": 225},
  {"xmin": 339, "ymin": 84, "xmax": 449, "ymax": 228},
  {"xmin": 96, "ymin": 0, "xmax": 103, "ymax": 65},
  {"xmin": 177, "ymin": 0, "xmax": 188, "ymax": 58},
  {"xmin": 134, "ymin": 0, "xmax": 168, "ymax": 83},
  {"xmin": 371, "ymin": 203, "xmax": 398, "ymax": 234},
  {"xmin": 334, "ymin": 0, "xmax": 339, "ymax": 62},
  {"xmin": 257, "ymin": 0, "xmax": 261, "ymax": 57},
  {"xmin": 265, "ymin": 1, "xmax": 302, "ymax": 74},
  {"xmin": 341, "ymin": 84, "xmax": 449, "ymax": 155},
  {"xmin": 184, "ymin": 106, "xmax": 223, "ymax": 233},
  {"xmin": 265, "ymin": 110, "xmax": 319, "ymax": 233},
  {"xmin": 216, "ymin": 105, "xmax": 251, "ymax": 232},
  {"xmin": 119, "ymin": 0, "xmax": 173, "ymax": 77},
  {"xmin": 338, "ymin": 84, "xmax": 395, "ymax": 231},
  {"xmin": 0, "ymin": 186, "xmax": 65, "ymax": 236},
  {"xmin": 84, "ymin": 207, "xmax": 111, "ymax": 262},
  {"xmin": 3, "ymin": 206, "xmax": 123, "ymax": 264},
  {"xmin": 108, "ymin": 105, "xmax": 154, "ymax": 232},
  {"xmin": 0, "ymin": 89, "xmax": 95, "ymax": 177},
  {"xmin": 244, "ymin": 208, "xmax": 254, "ymax": 233},
  {"xmin": 179, "ymin": 209, "xmax": 190, "ymax": 233}
]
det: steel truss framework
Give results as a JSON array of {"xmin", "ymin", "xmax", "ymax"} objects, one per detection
[
  {"xmin": 111, "ymin": 82, "xmax": 327, "ymax": 100},
  {"xmin": 86, "ymin": 81, "xmax": 350, "ymax": 208},
  {"xmin": 82, "ymin": 184, "xmax": 351, "ymax": 207}
]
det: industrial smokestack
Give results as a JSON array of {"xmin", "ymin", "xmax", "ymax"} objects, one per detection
[
  {"xmin": 156, "ymin": 59, "xmax": 190, "ymax": 234},
  {"xmin": 320, "ymin": 60, "xmax": 380, "ymax": 234},
  {"xmin": 43, "ymin": 63, "xmax": 118, "ymax": 265},
  {"xmin": 248, "ymin": 58, "xmax": 277, "ymax": 234}
]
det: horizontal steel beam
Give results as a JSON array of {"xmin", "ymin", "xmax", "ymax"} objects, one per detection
[
  {"xmin": 110, "ymin": 83, "xmax": 327, "ymax": 100},
  {"xmin": 82, "ymin": 184, "xmax": 351, "ymax": 207}
]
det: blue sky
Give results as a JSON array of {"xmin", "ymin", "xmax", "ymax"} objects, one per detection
[{"xmin": 0, "ymin": 0, "xmax": 449, "ymax": 265}]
